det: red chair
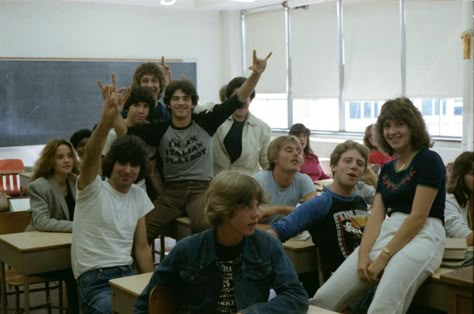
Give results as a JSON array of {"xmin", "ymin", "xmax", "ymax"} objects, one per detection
[{"xmin": 0, "ymin": 159, "xmax": 26, "ymax": 197}]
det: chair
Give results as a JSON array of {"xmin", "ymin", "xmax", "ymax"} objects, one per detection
[
  {"xmin": 0, "ymin": 211, "xmax": 65, "ymax": 313},
  {"xmin": 0, "ymin": 159, "xmax": 26, "ymax": 197},
  {"xmin": 148, "ymin": 286, "xmax": 178, "ymax": 314}
]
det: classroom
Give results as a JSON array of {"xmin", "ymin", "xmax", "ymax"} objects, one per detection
[{"xmin": 0, "ymin": 0, "xmax": 473, "ymax": 313}]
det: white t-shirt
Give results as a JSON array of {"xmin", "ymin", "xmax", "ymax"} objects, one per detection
[{"xmin": 71, "ymin": 176, "xmax": 153, "ymax": 278}]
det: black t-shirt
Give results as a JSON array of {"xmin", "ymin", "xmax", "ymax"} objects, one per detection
[
  {"xmin": 377, "ymin": 148, "xmax": 446, "ymax": 221},
  {"xmin": 214, "ymin": 238, "xmax": 242, "ymax": 314},
  {"xmin": 65, "ymin": 184, "xmax": 75, "ymax": 221},
  {"xmin": 223, "ymin": 120, "xmax": 245, "ymax": 163}
]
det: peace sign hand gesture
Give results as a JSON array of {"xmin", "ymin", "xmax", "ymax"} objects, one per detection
[
  {"xmin": 248, "ymin": 50, "xmax": 272, "ymax": 75},
  {"xmin": 97, "ymin": 73, "xmax": 131, "ymax": 124}
]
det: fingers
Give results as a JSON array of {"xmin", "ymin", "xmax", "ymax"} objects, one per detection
[
  {"xmin": 97, "ymin": 80, "xmax": 105, "ymax": 91},
  {"xmin": 264, "ymin": 52, "xmax": 272, "ymax": 61},
  {"xmin": 253, "ymin": 49, "xmax": 257, "ymax": 62},
  {"xmin": 161, "ymin": 56, "xmax": 165, "ymax": 65},
  {"xmin": 111, "ymin": 73, "xmax": 117, "ymax": 91}
]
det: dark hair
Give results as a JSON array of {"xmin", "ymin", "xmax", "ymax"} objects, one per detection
[
  {"xmin": 225, "ymin": 77, "xmax": 255, "ymax": 101},
  {"xmin": 329, "ymin": 140, "xmax": 369, "ymax": 174},
  {"xmin": 70, "ymin": 129, "xmax": 92, "ymax": 149},
  {"xmin": 101, "ymin": 135, "xmax": 148, "ymax": 182},
  {"xmin": 124, "ymin": 86, "xmax": 155, "ymax": 117},
  {"xmin": 163, "ymin": 80, "xmax": 199, "ymax": 109},
  {"xmin": 375, "ymin": 97, "xmax": 431, "ymax": 156},
  {"xmin": 289, "ymin": 123, "xmax": 313, "ymax": 155},
  {"xmin": 447, "ymin": 151, "xmax": 473, "ymax": 208},
  {"xmin": 205, "ymin": 171, "xmax": 268, "ymax": 228},
  {"xmin": 132, "ymin": 62, "xmax": 166, "ymax": 99}
]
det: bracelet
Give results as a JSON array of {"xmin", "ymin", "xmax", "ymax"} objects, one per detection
[{"xmin": 382, "ymin": 247, "xmax": 393, "ymax": 257}]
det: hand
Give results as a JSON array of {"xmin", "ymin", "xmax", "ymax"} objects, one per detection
[
  {"xmin": 159, "ymin": 56, "xmax": 172, "ymax": 86},
  {"xmin": 357, "ymin": 252, "xmax": 373, "ymax": 282},
  {"xmin": 366, "ymin": 254, "xmax": 389, "ymax": 282},
  {"xmin": 248, "ymin": 50, "xmax": 272, "ymax": 75},
  {"xmin": 97, "ymin": 73, "xmax": 131, "ymax": 122}
]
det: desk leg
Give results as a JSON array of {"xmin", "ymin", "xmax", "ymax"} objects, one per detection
[
  {"xmin": 24, "ymin": 275, "xmax": 29, "ymax": 314},
  {"xmin": 0, "ymin": 261, "xmax": 6, "ymax": 314}
]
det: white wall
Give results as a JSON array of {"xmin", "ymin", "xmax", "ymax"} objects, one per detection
[{"xmin": 0, "ymin": 0, "xmax": 242, "ymax": 104}]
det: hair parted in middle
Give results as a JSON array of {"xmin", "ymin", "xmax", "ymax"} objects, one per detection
[
  {"xmin": 289, "ymin": 123, "xmax": 313, "ymax": 155},
  {"xmin": 124, "ymin": 86, "xmax": 156, "ymax": 115},
  {"xmin": 32, "ymin": 138, "xmax": 80, "ymax": 181},
  {"xmin": 205, "ymin": 171, "xmax": 268, "ymax": 228},
  {"xmin": 101, "ymin": 135, "xmax": 148, "ymax": 183},
  {"xmin": 375, "ymin": 97, "xmax": 431, "ymax": 156},
  {"xmin": 267, "ymin": 135, "xmax": 302, "ymax": 170}
]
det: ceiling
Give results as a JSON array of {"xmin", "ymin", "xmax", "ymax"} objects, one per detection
[{"xmin": 27, "ymin": 0, "xmax": 340, "ymax": 11}]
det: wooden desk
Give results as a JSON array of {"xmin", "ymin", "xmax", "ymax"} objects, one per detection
[
  {"xmin": 283, "ymin": 238, "xmax": 317, "ymax": 274},
  {"xmin": 110, "ymin": 272, "xmax": 152, "ymax": 314},
  {"xmin": 439, "ymin": 266, "xmax": 473, "ymax": 314},
  {"xmin": 0, "ymin": 231, "xmax": 72, "ymax": 314},
  {"xmin": 308, "ymin": 305, "xmax": 340, "ymax": 313}
]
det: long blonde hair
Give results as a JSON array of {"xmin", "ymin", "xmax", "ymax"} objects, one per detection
[{"xmin": 32, "ymin": 139, "xmax": 80, "ymax": 181}]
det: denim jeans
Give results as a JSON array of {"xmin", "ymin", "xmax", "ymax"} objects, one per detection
[{"xmin": 77, "ymin": 265, "xmax": 136, "ymax": 314}]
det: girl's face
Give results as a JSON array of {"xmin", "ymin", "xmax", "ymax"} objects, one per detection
[
  {"xmin": 295, "ymin": 133, "xmax": 308, "ymax": 151},
  {"xmin": 382, "ymin": 119, "xmax": 412, "ymax": 153},
  {"xmin": 53, "ymin": 144, "xmax": 74, "ymax": 176}
]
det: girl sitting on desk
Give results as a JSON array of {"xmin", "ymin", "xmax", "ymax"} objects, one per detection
[{"xmin": 27, "ymin": 138, "xmax": 79, "ymax": 232}]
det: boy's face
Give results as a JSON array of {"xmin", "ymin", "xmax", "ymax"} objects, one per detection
[
  {"xmin": 127, "ymin": 102, "xmax": 150, "ymax": 127},
  {"xmin": 108, "ymin": 161, "xmax": 140, "ymax": 193},
  {"xmin": 224, "ymin": 199, "xmax": 261, "ymax": 238},
  {"xmin": 139, "ymin": 74, "xmax": 160, "ymax": 101},
  {"xmin": 275, "ymin": 142, "xmax": 303, "ymax": 173},
  {"xmin": 331, "ymin": 148, "xmax": 366, "ymax": 189},
  {"xmin": 169, "ymin": 89, "xmax": 193, "ymax": 121}
]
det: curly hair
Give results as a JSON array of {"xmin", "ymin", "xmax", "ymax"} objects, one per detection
[
  {"xmin": 375, "ymin": 97, "xmax": 431, "ymax": 156},
  {"xmin": 101, "ymin": 135, "xmax": 148, "ymax": 183},
  {"xmin": 32, "ymin": 139, "xmax": 80, "ymax": 181},
  {"xmin": 131, "ymin": 62, "xmax": 166, "ymax": 99},
  {"xmin": 205, "ymin": 171, "xmax": 268, "ymax": 228},
  {"xmin": 289, "ymin": 123, "xmax": 313, "ymax": 155},
  {"xmin": 447, "ymin": 151, "xmax": 473, "ymax": 208},
  {"xmin": 267, "ymin": 135, "xmax": 302, "ymax": 171},
  {"xmin": 163, "ymin": 79, "xmax": 199, "ymax": 109}
]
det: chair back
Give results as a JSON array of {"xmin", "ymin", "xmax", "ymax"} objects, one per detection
[
  {"xmin": 0, "ymin": 211, "xmax": 31, "ymax": 235},
  {"xmin": 0, "ymin": 159, "xmax": 25, "ymax": 196},
  {"xmin": 148, "ymin": 286, "xmax": 178, "ymax": 314}
]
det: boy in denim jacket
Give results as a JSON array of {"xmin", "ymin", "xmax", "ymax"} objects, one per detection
[{"xmin": 135, "ymin": 171, "xmax": 308, "ymax": 313}]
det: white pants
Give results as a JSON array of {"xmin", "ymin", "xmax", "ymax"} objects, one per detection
[{"xmin": 311, "ymin": 213, "xmax": 445, "ymax": 314}]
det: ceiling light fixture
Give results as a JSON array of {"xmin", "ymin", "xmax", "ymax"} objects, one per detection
[{"xmin": 160, "ymin": 0, "xmax": 177, "ymax": 5}]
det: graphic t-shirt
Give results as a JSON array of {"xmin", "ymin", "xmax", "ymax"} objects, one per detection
[{"xmin": 215, "ymin": 238, "xmax": 241, "ymax": 314}]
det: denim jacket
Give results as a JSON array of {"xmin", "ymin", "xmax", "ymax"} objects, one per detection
[{"xmin": 134, "ymin": 229, "xmax": 308, "ymax": 314}]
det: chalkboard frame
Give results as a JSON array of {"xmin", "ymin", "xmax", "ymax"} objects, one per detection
[{"xmin": 0, "ymin": 58, "xmax": 197, "ymax": 147}]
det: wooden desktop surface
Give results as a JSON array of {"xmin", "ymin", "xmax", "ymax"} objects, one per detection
[
  {"xmin": 110, "ymin": 272, "xmax": 152, "ymax": 314},
  {"xmin": 0, "ymin": 231, "xmax": 72, "ymax": 314}
]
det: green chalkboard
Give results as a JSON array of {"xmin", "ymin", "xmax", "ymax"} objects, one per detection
[{"xmin": 0, "ymin": 59, "xmax": 197, "ymax": 147}]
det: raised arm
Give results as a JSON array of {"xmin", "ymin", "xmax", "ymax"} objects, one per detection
[
  {"xmin": 236, "ymin": 50, "xmax": 272, "ymax": 103},
  {"xmin": 78, "ymin": 74, "xmax": 130, "ymax": 190}
]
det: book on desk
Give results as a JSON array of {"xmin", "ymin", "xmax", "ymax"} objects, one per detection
[{"xmin": 441, "ymin": 238, "xmax": 468, "ymax": 268}]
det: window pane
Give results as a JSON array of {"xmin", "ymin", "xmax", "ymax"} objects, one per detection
[
  {"xmin": 293, "ymin": 98, "xmax": 339, "ymax": 131},
  {"xmin": 251, "ymin": 93, "xmax": 288, "ymax": 129}
]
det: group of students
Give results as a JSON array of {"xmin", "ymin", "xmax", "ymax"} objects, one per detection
[{"xmin": 23, "ymin": 48, "xmax": 473, "ymax": 314}]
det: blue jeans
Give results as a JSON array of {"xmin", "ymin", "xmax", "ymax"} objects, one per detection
[{"xmin": 77, "ymin": 265, "xmax": 136, "ymax": 314}]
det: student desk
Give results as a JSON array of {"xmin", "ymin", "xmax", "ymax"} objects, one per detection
[
  {"xmin": 109, "ymin": 272, "xmax": 338, "ymax": 314},
  {"xmin": 282, "ymin": 238, "xmax": 317, "ymax": 274},
  {"xmin": 439, "ymin": 266, "xmax": 473, "ymax": 314},
  {"xmin": 109, "ymin": 272, "xmax": 152, "ymax": 314},
  {"xmin": 0, "ymin": 231, "xmax": 72, "ymax": 314}
]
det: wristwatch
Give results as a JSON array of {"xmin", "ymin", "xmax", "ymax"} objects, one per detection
[{"xmin": 382, "ymin": 247, "xmax": 393, "ymax": 257}]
